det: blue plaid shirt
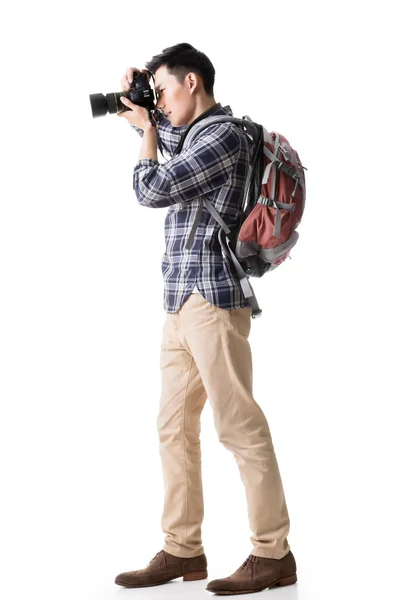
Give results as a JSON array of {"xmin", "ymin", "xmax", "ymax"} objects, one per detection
[{"xmin": 131, "ymin": 102, "xmax": 252, "ymax": 313}]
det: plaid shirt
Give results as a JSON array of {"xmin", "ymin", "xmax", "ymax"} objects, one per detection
[{"xmin": 131, "ymin": 102, "xmax": 252, "ymax": 313}]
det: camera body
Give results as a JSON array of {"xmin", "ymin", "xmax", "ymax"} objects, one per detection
[{"xmin": 89, "ymin": 71, "xmax": 156, "ymax": 118}]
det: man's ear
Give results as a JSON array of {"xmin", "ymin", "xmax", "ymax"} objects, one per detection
[{"xmin": 187, "ymin": 72, "xmax": 200, "ymax": 94}]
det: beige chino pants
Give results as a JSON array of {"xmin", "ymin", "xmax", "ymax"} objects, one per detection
[{"xmin": 157, "ymin": 293, "xmax": 291, "ymax": 559}]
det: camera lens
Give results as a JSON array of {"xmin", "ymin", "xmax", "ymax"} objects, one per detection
[
  {"xmin": 89, "ymin": 72, "xmax": 155, "ymax": 119},
  {"xmin": 89, "ymin": 92, "xmax": 125, "ymax": 118},
  {"xmin": 89, "ymin": 93, "xmax": 108, "ymax": 118}
]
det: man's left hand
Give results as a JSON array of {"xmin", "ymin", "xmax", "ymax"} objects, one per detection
[{"xmin": 117, "ymin": 97, "xmax": 154, "ymax": 129}]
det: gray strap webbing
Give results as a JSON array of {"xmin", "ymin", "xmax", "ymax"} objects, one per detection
[
  {"xmin": 267, "ymin": 135, "xmax": 279, "ymax": 235},
  {"xmin": 179, "ymin": 114, "xmax": 263, "ymax": 318},
  {"xmin": 203, "ymin": 199, "xmax": 231, "ymax": 234},
  {"xmin": 185, "ymin": 198, "xmax": 204, "ymax": 250},
  {"xmin": 184, "ymin": 114, "xmax": 257, "ymax": 250},
  {"xmin": 185, "ymin": 198, "xmax": 262, "ymax": 317},
  {"xmin": 274, "ymin": 200, "xmax": 281, "ymax": 236},
  {"xmin": 263, "ymin": 144, "xmax": 280, "ymax": 163},
  {"xmin": 262, "ymin": 135, "xmax": 302, "ymax": 236},
  {"xmin": 181, "ymin": 115, "xmax": 259, "ymax": 153},
  {"xmin": 262, "ymin": 161, "xmax": 274, "ymax": 185},
  {"xmin": 262, "ymin": 126, "xmax": 273, "ymax": 145},
  {"xmin": 216, "ymin": 222, "xmax": 262, "ymax": 318},
  {"xmin": 256, "ymin": 197, "xmax": 295, "ymax": 237},
  {"xmin": 257, "ymin": 198, "xmax": 295, "ymax": 211},
  {"xmin": 203, "ymin": 199, "xmax": 261, "ymax": 312},
  {"xmin": 271, "ymin": 133, "xmax": 279, "ymax": 203}
]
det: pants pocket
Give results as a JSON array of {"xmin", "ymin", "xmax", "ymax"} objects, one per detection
[{"xmin": 228, "ymin": 308, "xmax": 252, "ymax": 338}]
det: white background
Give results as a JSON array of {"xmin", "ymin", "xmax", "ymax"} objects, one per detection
[{"xmin": 1, "ymin": 1, "xmax": 399, "ymax": 599}]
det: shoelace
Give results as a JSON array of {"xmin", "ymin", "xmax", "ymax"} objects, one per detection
[
  {"xmin": 147, "ymin": 551, "xmax": 163, "ymax": 567},
  {"xmin": 239, "ymin": 555, "xmax": 259, "ymax": 571}
]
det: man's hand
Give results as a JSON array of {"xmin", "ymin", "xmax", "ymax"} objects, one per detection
[
  {"xmin": 118, "ymin": 67, "xmax": 154, "ymax": 129},
  {"xmin": 120, "ymin": 67, "xmax": 151, "ymax": 92},
  {"xmin": 117, "ymin": 96, "xmax": 154, "ymax": 130}
]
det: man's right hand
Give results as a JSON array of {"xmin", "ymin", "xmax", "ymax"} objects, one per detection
[{"xmin": 121, "ymin": 67, "xmax": 151, "ymax": 92}]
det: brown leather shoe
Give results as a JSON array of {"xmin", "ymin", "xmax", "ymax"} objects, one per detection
[
  {"xmin": 115, "ymin": 549, "xmax": 208, "ymax": 588},
  {"xmin": 206, "ymin": 550, "xmax": 297, "ymax": 595}
]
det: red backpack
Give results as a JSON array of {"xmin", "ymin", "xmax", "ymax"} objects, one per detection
[{"xmin": 180, "ymin": 115, "xmax": 307, "ymax": 318}]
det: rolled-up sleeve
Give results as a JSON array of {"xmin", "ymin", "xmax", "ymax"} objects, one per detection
[
  {"xmin": 130, "ymin": 115, "xmax": 187, "ymax": 157},
  {"xmin": 133, "ymin": 124, "xmax": 240, "ymax": 208}
]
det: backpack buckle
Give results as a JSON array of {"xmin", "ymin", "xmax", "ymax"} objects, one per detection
[{"xmin": 276, "ymin": 161, "xmax": 297, "ymax": 178}]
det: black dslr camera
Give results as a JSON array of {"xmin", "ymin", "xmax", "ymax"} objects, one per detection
[{"xmin": 89, "ymin": 71, "xmax": 157, "ymax": 123}]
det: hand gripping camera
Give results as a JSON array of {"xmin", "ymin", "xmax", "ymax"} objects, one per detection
[{"xmin": 89, "ymin": 71, "xmax": 157, "ymax": 125}]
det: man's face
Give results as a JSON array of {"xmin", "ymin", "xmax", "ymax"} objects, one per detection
[{"xmin": 154, "ymin": 65, "xmax": 194, "ymax": 127}]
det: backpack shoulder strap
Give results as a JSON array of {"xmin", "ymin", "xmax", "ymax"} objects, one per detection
[
  {"xmin": 180, "ymin": 115, "xmax": 259, "ymax": 152},
  {"xmin": 184, "ymin": 114, "xmax": 258, "ymax": 251},
  {"xmin": 180, "ymin": 114, "xmax": 263, "ymax": 318}
]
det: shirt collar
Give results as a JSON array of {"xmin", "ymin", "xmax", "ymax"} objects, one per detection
[
  {"xmin": 172, "ymin": 102, "xmax": 233, "ymax": 157},
  {"xmin": 189, "ymin": 102, "xmax": 232, "ymax": 126}
]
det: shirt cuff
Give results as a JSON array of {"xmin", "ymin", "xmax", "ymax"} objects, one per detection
[{"xmin": 135, "ymin": 158, "xmax": 159, "ymax": 168}]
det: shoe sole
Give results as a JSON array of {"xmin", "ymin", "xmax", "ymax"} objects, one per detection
[
  {"xmin": 115, "ymin": 569, "xmax": 208, "ymax": 587},
  {"xmin": 206, "ymin": 573, "xmax": 297, "ymax": 595}
]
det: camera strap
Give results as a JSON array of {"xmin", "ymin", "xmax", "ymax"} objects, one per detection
[{"xmin": 171, "ymin": 102, "xmax": 225, "ymax": 158}]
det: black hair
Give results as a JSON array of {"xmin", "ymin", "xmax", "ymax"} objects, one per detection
[{"xmin": 145, "ymin": 42, "xmax": 215, "ymax": 97}]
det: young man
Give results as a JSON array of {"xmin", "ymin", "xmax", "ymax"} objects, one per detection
[{"xmin": 115, "ymin": 43, "xmax": 297, "ymax": 595}]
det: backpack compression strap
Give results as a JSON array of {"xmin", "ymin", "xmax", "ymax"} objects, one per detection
[{"xmin": 180, "ymin": 115, "xmax": 262, "ymax": 318}]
